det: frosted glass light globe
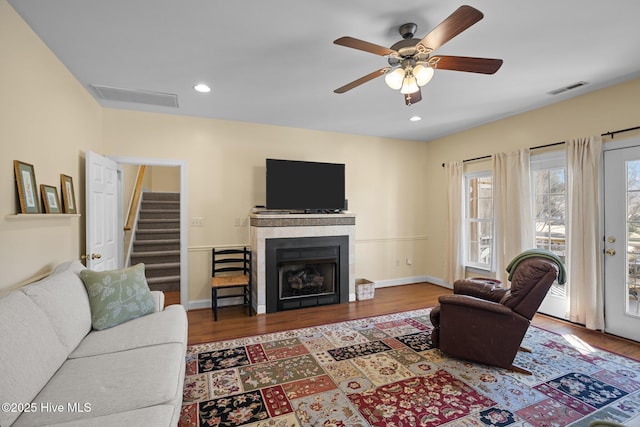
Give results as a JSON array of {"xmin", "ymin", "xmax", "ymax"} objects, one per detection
[
  {"xmin": 413, "ymin": 64, "xmax": 434, "ymax": 86},
  {"xmin": 384, "ymin": 68, "xmax": 405, "ymax": 90},
  {"xmin": 400, "ymin": 75, "xmax": 419, "ymax": 94}
]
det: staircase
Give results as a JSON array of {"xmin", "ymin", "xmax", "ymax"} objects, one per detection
[{"xmin": 130, "ymin": 192, "xmax": 181, "ymax": 292}]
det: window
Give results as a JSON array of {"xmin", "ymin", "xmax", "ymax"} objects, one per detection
[
  {"xmin": 531, "ymin": 155, "xmax": 566, "ymax": 264},
  {"xmin": 462, "ymin": 153, "xmax": 566, "ymax": 275},
  {"xmin": 531, "ymin": 152, "xmax": 567, "ymax": 304},
  {"xmin": 465, "ymin": 172, "xmax": 493, "ymax": 270}
]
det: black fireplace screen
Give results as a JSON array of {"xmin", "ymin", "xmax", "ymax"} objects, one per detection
[
  {"xmin": 265, "ymin": 235, "xmax": 349, "ymax": 313},
  {"xmin": 279, "ymin": 260, "xmax": 336, "ymax": 300}
]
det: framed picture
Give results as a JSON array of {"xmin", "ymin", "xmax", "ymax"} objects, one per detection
[
  {"xmin": 60, "ymin": 174, "xmax": 77, "ymax": 214},
  {"xmin": 14, "ymin": 160, "xmax": 40, "ymax": 214},
  {"xmin": 40, "ymin": 184, "xmax": 62, "ymax": 213}
]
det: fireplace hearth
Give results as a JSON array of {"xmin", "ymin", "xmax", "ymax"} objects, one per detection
[{"xmin": 266, "ymin": 236, "xmax": 349, "ymax": 312}]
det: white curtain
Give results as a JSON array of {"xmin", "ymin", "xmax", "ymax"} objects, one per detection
[
  {"xmin": 566, "ymin": 135, "xmax": 603, "ymax": 330},
  {"xmin": 493, "ymin": 149, "xmax": 534, "ymax": 284},
  {"xmin": 444, "ymin": 161, "xmax": 465, "ymax": 284}
]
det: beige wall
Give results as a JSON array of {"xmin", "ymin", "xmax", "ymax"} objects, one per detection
[
  {"xmin": 0, "ymin": 0, "xmax": 102, "ymax": 291},
  {"xmin": 149, "ymin": 166, "xmax": 181, "ymax": 192},
  {"xmin": 4, "ymin": 0, "xmax": 640, "ymax": 306},
  {"xmin": 423, "ymin": 78, "xmax": 640, "ymax": 282},
  {"xmin": 101, "ymin": 110, "xmax": 429, "ymax": 302}
]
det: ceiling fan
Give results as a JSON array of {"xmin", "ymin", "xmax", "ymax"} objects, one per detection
[{"xmin": 333, "ymin": 5, "xmax": 503, "ymax": 105}]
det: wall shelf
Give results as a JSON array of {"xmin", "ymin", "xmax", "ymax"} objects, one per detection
[{"xmin": 5, "ymin": 213, "xmax": 81, "ymax": 220}]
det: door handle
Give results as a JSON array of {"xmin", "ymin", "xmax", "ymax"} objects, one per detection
[
  {"xmin": 606, "ymin": 249, "xmax": 616, "ymax": 256},
  {"xmin": 81, "ymin": 253, "xmax": 103, "ymax": 261}
]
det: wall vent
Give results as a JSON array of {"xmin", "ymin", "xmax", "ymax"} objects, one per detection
[
  {"xmin": 547, "ymin": 81, "xmax": 589, "ymax": 95},
  {"xmin": 90, "ymin": 84, "xmax": 178, "ymax": 108}
]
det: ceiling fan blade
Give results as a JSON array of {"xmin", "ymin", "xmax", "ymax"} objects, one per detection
[
  {"xmin": 433, "ymin": 55, "xmax": 503, "ymax": 74},
  {"xmin": 404, "ymin": 88, "xmax": 422, "ymax": 105},
  {"xmin": 334, "ymin": 36, "xmax": 398, "ymax": 57},
  {"xmin": 334, "ymin": 68, "xmax": 390, "ymax": 94},
  {"xmin": 417, "ymin": 5, "xmax": 484, "ymax": 54}
]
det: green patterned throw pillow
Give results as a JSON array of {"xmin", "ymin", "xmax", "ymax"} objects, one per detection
[{"xmin": 80, "ymin": 263, "xmax": 156, "ymax": 330}]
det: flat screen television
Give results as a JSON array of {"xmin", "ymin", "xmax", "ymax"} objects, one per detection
[{"xmin": 266, "ymin": 159, "xmax": 345, "ymax": 212}]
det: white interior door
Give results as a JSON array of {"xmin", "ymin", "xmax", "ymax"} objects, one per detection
[
  {"xmin": 85, "ymin": 151, "xmax": 119, "ymax": 271},
  {"xmin": 603, "ymin": 144, "xmax": 640, "ymax": 341}
]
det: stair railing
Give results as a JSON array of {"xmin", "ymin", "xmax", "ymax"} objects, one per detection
[
  {"xmin": 125, "ymin": 165, "xmax": 146, "ymax": 231},
  {"xmin": 124, "ymin": 165, "xmax": 146, "ymax": 266}
]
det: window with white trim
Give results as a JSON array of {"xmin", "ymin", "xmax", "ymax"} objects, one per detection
[
  {"xmin": 531, "ymin": 153, "xmax": 567, "ymax": 265},
  {"xmin": 465, "ymin": 172, "xmax": 494, "ymax": 270}
]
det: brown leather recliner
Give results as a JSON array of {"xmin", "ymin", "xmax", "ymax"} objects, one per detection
[{"xmin": 430, "ymin": 257, "xmax": 559, "ymax": 373}]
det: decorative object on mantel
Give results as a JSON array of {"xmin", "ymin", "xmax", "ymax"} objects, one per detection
[
  {"xmin": 13, "ymin": 160, "xmax": 40, "ymax": 214},
  {"xmin": 40, "ymin": 184, "xmax": 62, "ymax": 214},
  {"xmin": 60, "ymin": 174, "xmax": 77, "ymax": 214}
]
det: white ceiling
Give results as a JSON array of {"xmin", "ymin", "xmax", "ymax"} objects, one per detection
[{"xmin": 9, "ymin": 0, "xmax": 640, "ymax": 142}]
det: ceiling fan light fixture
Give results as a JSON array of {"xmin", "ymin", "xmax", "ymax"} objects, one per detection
[
  {"xmin": 400, "ymin": 75, "xmax": 419, "ymax": 94},
  {"xmin": 413, "ymin": 64, "xmax": 434, "ymax": 86},
  {"xmin": 384, "ymin": 67, "xmax": 405, "ymax": 90},
  {"xmin": 333, "ymin": 6, "xmax": 502, "ymax": 106}
]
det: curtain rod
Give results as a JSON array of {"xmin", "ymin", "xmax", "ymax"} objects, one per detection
[{"xmin": 441, "ymin": 125, "xmax": 640, "ymax": 167}]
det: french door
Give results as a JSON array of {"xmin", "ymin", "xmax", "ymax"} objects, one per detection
[{"xmin": 603, "ymin": 142, "xmax": 640, "ymax": 341}]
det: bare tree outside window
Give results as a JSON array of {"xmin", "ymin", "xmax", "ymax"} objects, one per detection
[
  {"xmin": 534, "ymin": 167, "xmax": 566, "ymax": 297},
  {"xmin": 626, "ymin": 161, "xmax": 640, "ymax": 314},
  {"xmin": 466, "ymin": 174, "xmax": 493, "ymax": 269}
]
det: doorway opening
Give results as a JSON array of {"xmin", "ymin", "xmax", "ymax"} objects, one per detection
[{"xmin": 111, "ymin": 156, "xmax": 188, "ymax": 308}]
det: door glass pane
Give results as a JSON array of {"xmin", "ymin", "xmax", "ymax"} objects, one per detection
[
  {"xmin": 628, "ymin": 191, "xmax": 640, "ymax": 222},
  {"xmin": 627, "ymin": 161, "xmax": 640, "ymax": 316}
]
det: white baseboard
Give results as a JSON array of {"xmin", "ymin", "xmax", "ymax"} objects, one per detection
[
  {"xmin": 187, "ymin": 276, "xmax": 452, "ymax": 310},
  {"xmin": 422, "ymin": 275, "xmax": 453, "ymax": 289},
  {"xmin": 373, "ymin": 275, "xmax": 452, "ymax": 290},
  {"xmin": 188, "ymin": 299, "xmax": 211, "ymax": 311}
]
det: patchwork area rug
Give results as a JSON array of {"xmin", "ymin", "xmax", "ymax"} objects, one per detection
[{"xmin": 179, "ymin": 308, "xmax": 640, "ymax": 426}]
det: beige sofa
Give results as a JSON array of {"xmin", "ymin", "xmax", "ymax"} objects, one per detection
[{"xmin": 0, "ymin": 260, "xmax": 187, "ymax": 427}]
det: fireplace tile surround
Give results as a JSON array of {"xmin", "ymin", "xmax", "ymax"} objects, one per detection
[{"xmin": 249, "ymin": 213, "xmax": 356, "ymax": 314}]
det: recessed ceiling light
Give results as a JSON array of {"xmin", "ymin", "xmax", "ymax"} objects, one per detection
[
  {"xmin": 409, "ymin": 116, "xmax": 422, "ymax": 122},
  {"xmin": 194, "ymin": 83, "xmax": 211, "ymax": 93}
]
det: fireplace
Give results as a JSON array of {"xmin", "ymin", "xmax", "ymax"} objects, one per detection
[
  {"xmin": 266, "ymin": 236, "xmax": 349, "ymax": 312},
  {"xmin": 250, "ymin": 212, "xmax": 356, "ymax": 314}
]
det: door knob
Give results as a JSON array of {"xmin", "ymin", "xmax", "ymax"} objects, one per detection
[
  {"xmin": 81, "ymin": 253, "xmax": 103, "ymax": 260},
  {"xmin": 606, "ymin": 249, "xmax": 616, "ymax": 256}
]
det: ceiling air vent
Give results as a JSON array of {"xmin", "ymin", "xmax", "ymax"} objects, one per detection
[
  {"xmin": 547, "ymin": 81, "xmax": 589, "ymax": 95},
  {"xmin": 90, "ymin": 84, "xmax": 178, "ymax": 108}
]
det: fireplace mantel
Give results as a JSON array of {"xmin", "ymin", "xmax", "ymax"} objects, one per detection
[{"xmin": 249, "ymin": 213, "xmax": 356, "ymax": 314}]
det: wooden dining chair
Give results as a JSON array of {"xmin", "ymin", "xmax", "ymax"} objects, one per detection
[{"xmin": 211, "ymin": 247, "xmax": 252, "ymax": 321}]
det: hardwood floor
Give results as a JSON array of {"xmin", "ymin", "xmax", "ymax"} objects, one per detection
[
  {"xmin": 185, "ymin": 283, "xmax": 640, "ymax": 359},
  {"xmin": 164, "ymin": 290, "xmax": 180, "ymax": 306}
]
